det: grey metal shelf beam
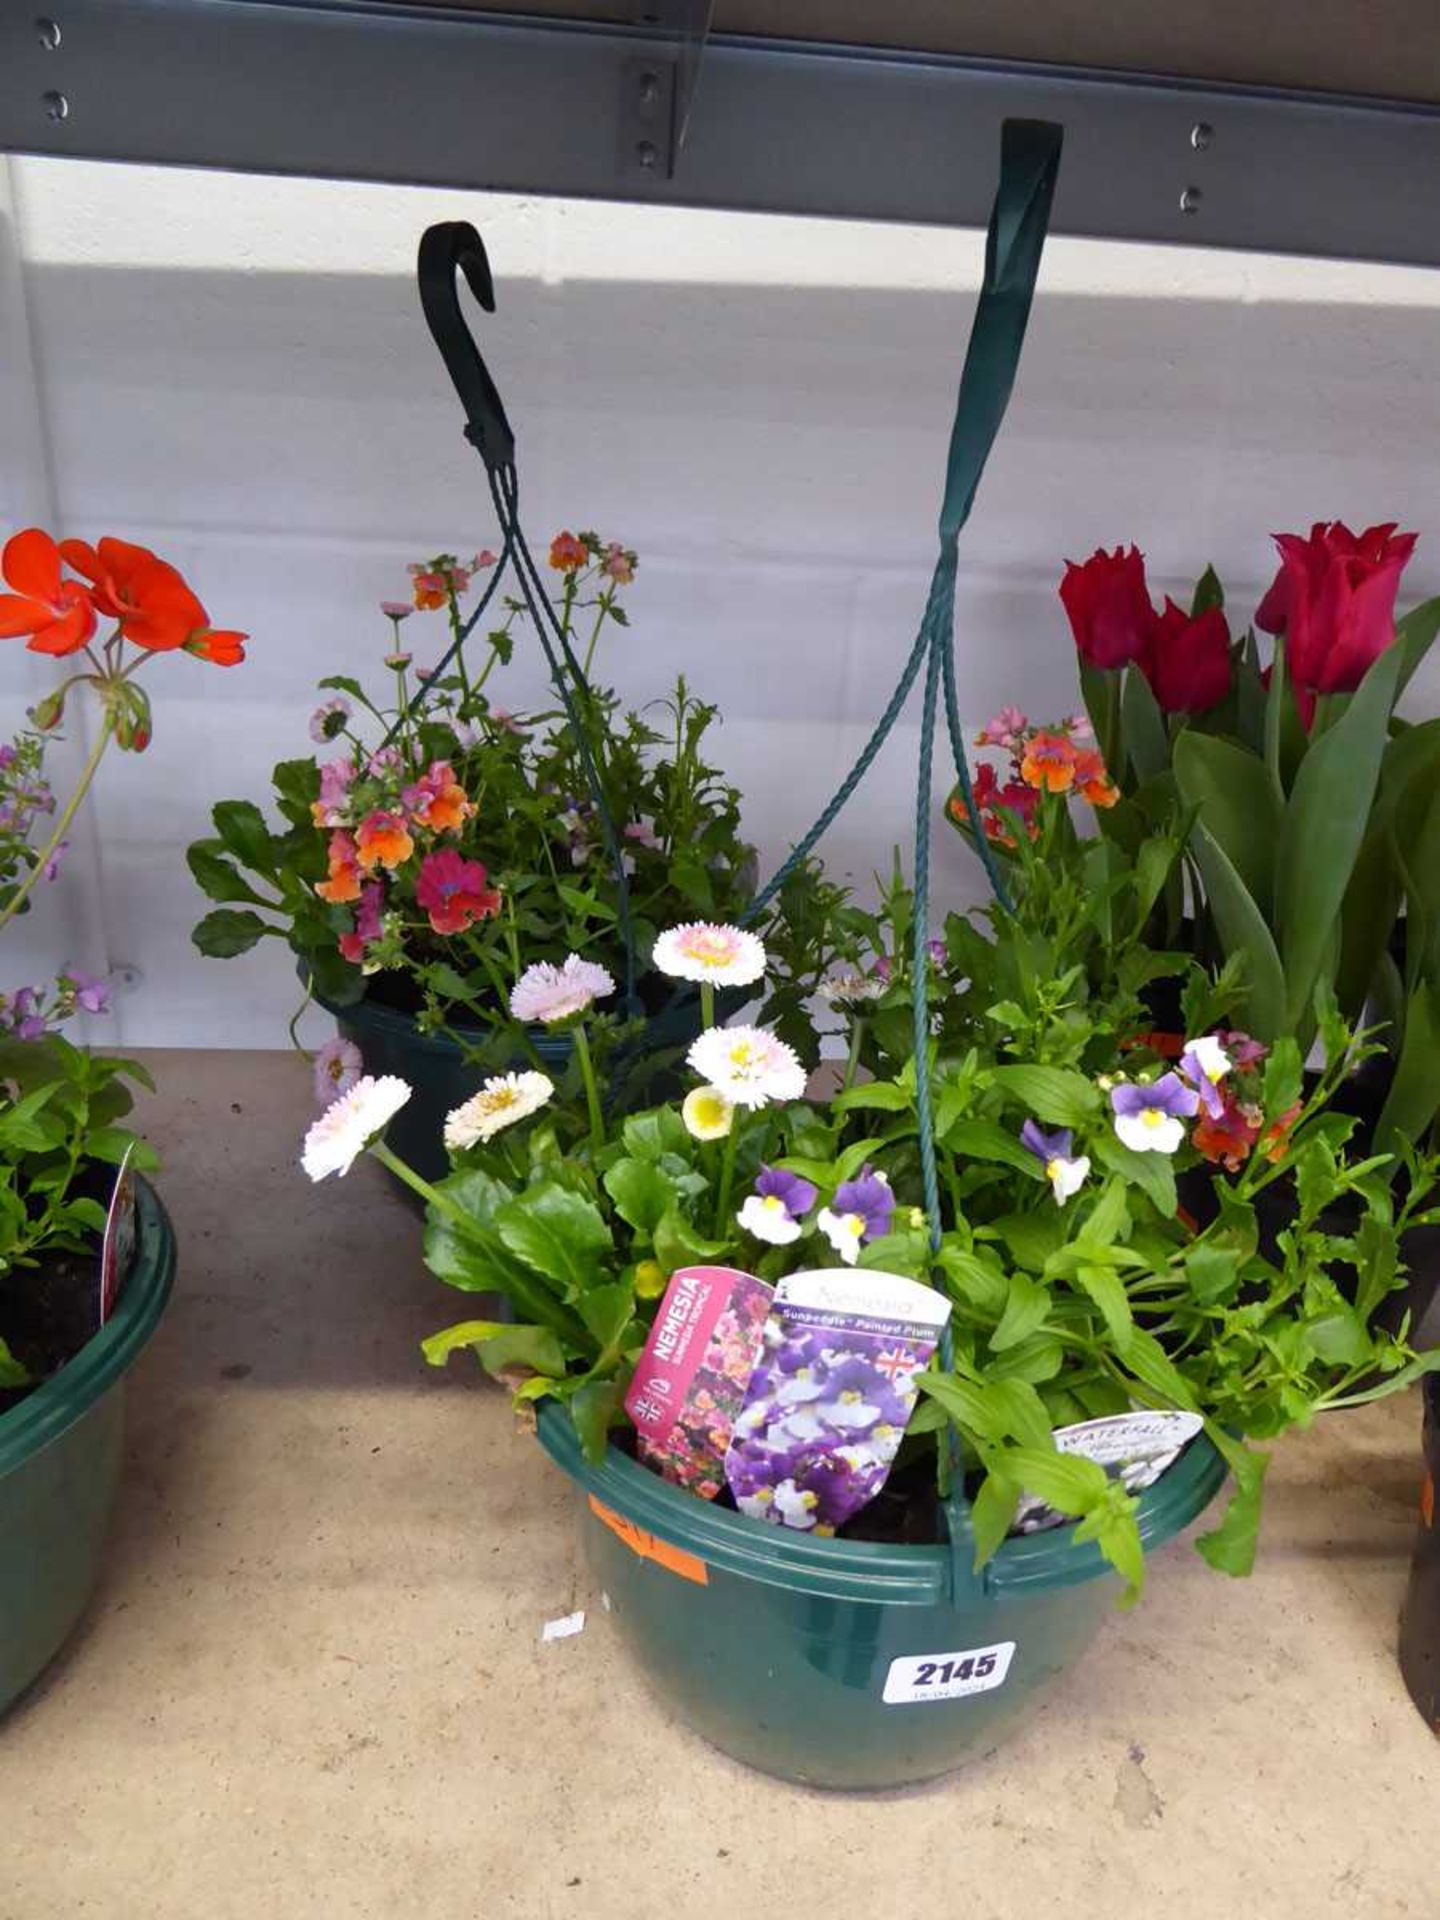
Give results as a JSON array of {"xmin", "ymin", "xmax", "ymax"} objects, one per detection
[{"xmin": 4, "ymin": 0, "xmax": 1440, "ymax": 266}]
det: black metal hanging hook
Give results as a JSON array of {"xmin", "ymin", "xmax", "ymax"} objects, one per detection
[{"xmin": 417, "ymin": 221, "xmax": 516, "ymax": 475}]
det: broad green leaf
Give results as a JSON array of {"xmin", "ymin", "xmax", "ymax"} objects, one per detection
[
  {"xmin": 652, "ymin": 1208, "xmax": 728, "ymax": 1277},
  {"xmin": 935, "ymin": 1245, "xmax": 1008, "ymax": 1314},
  {"xmin": 916, "ymin": 1370, "xmax": 1001, "ymax": 1439},
  {"xmin": 1185, "ymin": 1242, "xmax": 1240, "ymax": 1304},
  {"xmin": 1173, "ymin": 730, "xmax": 1282, "ymax": 914},
  {"xmin": 1121, "ymin": 667, "xmax": 1171, "ymax": 784},
  {"xmin": 1196, "ymin": 1431, "xmax": 1269, "ymax": 1576},
  {"xmin": 988, "ymin": 1064, "xmax": 1100, "ymax": 1128},
  {"xmin": 192, "ymin": 908, "xmax": 275, "ymax": 958},
  {"xmin": 989, "ymin": 1272, "xmax": 1052, "ymax": 1353},
  {"xmin": 979, "ymin": 1377, "xmax": 1055, "ymax": 1451},
  {"xmin": 577, "ymin": 1282, "xmax": 636, "ymax": 1355},
  {"xmin": 421, "ymin": 1318, "xmax": 510, "ymax": 1365},
  {"xmin": 495, "ymin": 1182, "xmax": 613, "ymax": 1295},
  {"xmin": 602, "ymin": 1158, "xmax": 676, "ymax": 1236},
  {"xmin": 1304, "ymin": 1311, "xmax": 1370, "ymax": 1367},
  {"xmin": 971, "ymin": 1470, "xmax": 1022, "ymax": 1567},
  {"xmin": 985, "ymin": 1208, "xmax": 1066, "ymax": 1273},
  {"xmin": 186, "ymin": 841, "xmax": 273, "ymax": 907},
  {"xmin": 211, "ymin": 799, "xmax": 278, "ymax": 876},
  {"xmin": 621, "ymin": 1108, "xmax": 690, "ymax": 1162},
  {"xmin": 1276, "ymin": 643, "xmax": 1407, "ymax": 1031},
  {"xmin": 1186, "ymin": 823, "xmax": 1287, "ymax": 1041},
  {"xmin": 570, "ymin": 1377, "xmax": 623, "ymax": 1467},
  {"xmin": 1395, "ymin": 593, "xmax": 1440, "ymax": 698},
  {"xmin": 1118, "ymin": 1326, "xmax": 1198, "ymax": 1410},
  {"xmin": 1083, "ymin": 1176, "xmax": 1130, "ymax": 1249},
  {"xmin": 944, "ymin": 1118, "xmax": 1043, "ymax": 1179},
  {"xmin": 1092, "ymin": 1132, "xmax": 1177, "ymax": 1218},
  {"xmin": 1373, "ymin": 984, "xmax": 1440, "ymax": 1155},
  {"xmin": 1006, "ymin": 1445, "xmax": 1111, "ymax": 1517},
  {"xmin": 985, "ymin": 1333, "xmax": 1064, "ymax": 1383}
]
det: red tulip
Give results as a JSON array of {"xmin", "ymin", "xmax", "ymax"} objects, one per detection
[
  {"xmin": 1255, "ymin": 521, "xmax": 1417, "ymax": 718},
  {"xmin": 1059, "ymin": 546, "xmax": 1155, "ymax": 669},
  {"xmin": 1142, "ymin": 597, "xmax": 1232, "ymax": 713}
]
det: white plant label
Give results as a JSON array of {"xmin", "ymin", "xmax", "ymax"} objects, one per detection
[{"xmin": 882, "ymin": 1640, "xmax": 1015, "ymax": 1706}]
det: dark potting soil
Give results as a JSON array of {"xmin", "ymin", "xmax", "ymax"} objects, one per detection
[
  {"xmin": 0, "ymin": 1166, "xmax": 110, "ymax": 1420},
  {"xmin": 361, "ymin": 963, "xmax": 680, "ymax": 1025}
]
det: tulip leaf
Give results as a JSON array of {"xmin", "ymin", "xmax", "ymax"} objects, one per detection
[
  {"xmin": 1276, "ymin": 644, "xmax": 1407, "ymax": 1033},
  {"xmin": 1121, "ymin": 667, "xmax": 1170, "ymax": 784},
  {"xmin": 1185, "ymin": 823, "xmax": 1287, "ymax": 1042},
  {"xmin": 1373, "ymin": 984, "xmax": 1440, "ymax": 1157},
  {"xmin": 1396, "ymin": 593, "xmax": 1440, "ymax": 699},
  {"xmin": 1173, "ymin": 731, "xmax": 1281, "ymax": 915}
]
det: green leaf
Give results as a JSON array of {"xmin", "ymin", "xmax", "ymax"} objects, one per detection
[
  {"xmin": 0, "ymin": 1336, "xmax": 30, "ymax": 1389},
  {"xmin": 1073, "ymin": 1263, "xmax": 1134, "ymax": 1352},
  {"xmin": 316, "ymin": 673, "xmax": 368, "ymax": 702},
  {"xmin": 989, "ymin": 1273, "xmax": 1052, "ymax": 1353},
  {"xmin": 1093, "ymin": 1132, "xmax": 1177, "ymax": 1218},
  {"xmin": 935, "ymin": 1245, "xmax": 1008, "ymax": 1314},
  {"xmin": 988, "ymin": 1064, "xmax": 1100, "ymax": 1128},
  {"xmin": 577, "ymin": 1282, "xmax": 636, "ymax": 1355},
  {"xmin": 1191, "ymin": 563, "xmax": 1225, "ymax": 617},
  {"xmin": 916, "ymin": 1370, "xmax": 1001, "ymax": 1439},
  {"xmin": 1304, "ymin": 1311, "xmax": 1370, "ymax": 1367},
  {"xmin": 1121, "ymin": 666, "xmax": 1171, "ymax": 785},
  {"xmin": 495, "ymin": 1182, "xmax": 613, "ymax": 1295},
  {"xmin": 602, "ymin": 1158, "xmax": 676, "ymax": 1236},
  {"xmin": 652, "ymin": 1208, "xmax": 728, "ymax": 1277},
  {"xmin": 1173, "ymin": 730, "xmax": 1282, "ymax": 914},
  {"xmin": 1118, "ymin": 1326, "xmax": 1198, "ymax": 1411},
  {"xmin": 830, "ymin": 1080, "xmax": 913, "ymax": 1115},
  {"xmin": 944, "ymin": 1118, "xmax": 1043, "ymax": 1179},
  {"xmin": 1262, "ymin": 1036, "xmax": 1303, "ymax": 1120},
  {"xmin": 1395, "ymin": 593, "xmax": 1440, "ymax": 699},
  {"xmin": 1185, "ymin": 1242, "xmax": 1240, "ymax": 1305},
  {"xmin": 1276, "ymin": 643, "xmax": 1407, "ymax": 1031},
  {"xmin": 621, "ymin": 1108, "xmax": 690, "ymax": 1162},
  {"xmin": 192, "ymin": 908, "xmax": 275, "ymax": 958},
  {"xmin": 971, "ymin": 1470, "xmax": 1022, "ymax": 1566},
  {"xmin": 421, "ymin": 1319, "xmax": 567, "ymax": 1380},
  {"xmin": 1186, "ymin": 823, "xmax": 1287, "ymax": 1041},
  {"xmin": 1196, "ymin": 1431, "xmax": 1269, "ymax": 1576},
  {"xmin": 1083, "ymin": 1176, "xmax": 1130, "ymax": 1249},
  {"xmin": 979, "ymin": 1378, "xmax": 1056, "ymax": 1450},
  {"xmin": 1374, "ymin": 984, "xmax": 1440, "ymax": 1155},
  {"xmin": 186, "ymin": 841, "xmax": 274, "ymax": 907},
  {"xmin": 986, "ymin": 1209, "xmax": 1066, "ymax": 1274},
  {"xmin": 570, "ymin": 1377, "xmax": 623, "ymax": 1467},
  {"xmin": 211, "ymin": 799, "xmax": 278, "ymax": 876},
  {"xmin": 1006, "ymin": 1445, "xmax": 1111, "ymax": 1517},
  {"xmin": 421, "ymin": 1318, "xmax": 510, "ymax": 1365}
]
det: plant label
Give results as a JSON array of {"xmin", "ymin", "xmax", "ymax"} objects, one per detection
[
  {"xmin": 626, "ymin": 1266, "xmax": 772, "ymax": 1499},
  {"xmin": 883, "ymin": 1641, "xmax": 1015, "ymax": 1705},
  {"xmin": 99, "ymin": 1144, "xmax": 137, "ymax": 1327}
]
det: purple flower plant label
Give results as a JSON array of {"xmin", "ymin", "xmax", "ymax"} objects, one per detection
[
  {"xmin": 724, "ymin": 1268, "xmax": 952, "ymax": 1535},
  {"xmin": 1010, "ymin": 1409, "xmax": 1205, "ymax": 1536},
  {"xmin": 627, "ymin": 1266, "xmax": 774, "ymax": 1501}
]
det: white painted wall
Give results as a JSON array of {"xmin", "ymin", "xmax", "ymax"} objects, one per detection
[{"xmin": 2, "ymin": 154, "xmax": 1439, "ymax": 1049}]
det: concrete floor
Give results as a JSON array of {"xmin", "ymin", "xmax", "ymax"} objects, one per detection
[{"xmin": 2, "ymin": 1049, "xmax": 1438, "ymax": 1918}]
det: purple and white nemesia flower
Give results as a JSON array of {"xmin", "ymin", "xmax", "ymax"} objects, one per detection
[
  {"xmin": 1179, "ymin": 1034, "xmax": 1232, "ymax": 1118},
  {"xmin": 509, "ymin": 953, "xmax": 616, "ymax": 1026},
  {"xmin": 816, "ymin": 1165, "xmax": 895, "ymax": 1265},
  {"xmin": 1110, "ymin": 1073, "xmax": 1199, "ymax": 1154},
  {"xmin": 737, "ymin": 1166, "xmax": 818, "ymax": 1246},
  {"xmin": 313, "ymin": 1035, "xmax": 364, "ymax": 1106},
  {"xmin": 1020, "ymin": 1119, "xmax": 1091, "ymax": 1205}
]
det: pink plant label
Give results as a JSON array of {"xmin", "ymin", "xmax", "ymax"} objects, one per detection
[{"xmin": 627, "ymin": 1265, "xmax": 773, "ymax": 1501}]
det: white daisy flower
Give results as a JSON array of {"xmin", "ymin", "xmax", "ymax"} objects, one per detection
[
  {"xmin": 686, "ymin": 1025, "xmax": 807, "ymax": 1110},
  {"xmin": 302, "ymin": 1074, "xmax": 412, "ymax": 1181},
  {"xmin": 817, "ymin": 968, "xmax": 885, "ymax": 1005},
  {"xmin": 737, "ymin": 1192, "xmax": 804, "ymax": 1245},
  {"xmin": 681, "ymin": 1084, "xmax": 733, "ymax": 1140},
  {"xmin": 509, "ymin": 953, "xmax": 615, "ymax": 1025},
  {"xmin": 444, "ymin": 1071, "xmax": 554, "ymax": 1150},
  {"xmin": 653, "ymin": 922, "xmax": 767, "ymax": 988}
]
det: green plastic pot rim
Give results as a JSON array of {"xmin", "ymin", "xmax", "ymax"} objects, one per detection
[
  {"xmin": 537, "ymin": 1400, "xmax": 1228, "ymax": 1607},
  {"xmin": 0, "ymin": 1177, "xmax": 175, "ymax": 1479}
]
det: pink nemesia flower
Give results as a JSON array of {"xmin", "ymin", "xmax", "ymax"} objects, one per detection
[
  {"xmin": 472, "ymin": 550, "xmax": 499, "ymax": 571},
  {"xmin": 601, "ymin": 542, "xmax": 635, "ymax": 585},
  {"xmin": 975, "ymin": 704, "xmax": 1028, "ymax": 749}
]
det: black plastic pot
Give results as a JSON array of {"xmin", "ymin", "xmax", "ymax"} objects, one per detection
[{"xmin": 1399, "ymin": 1376, "xmax": 1440, "ymax": 1731}]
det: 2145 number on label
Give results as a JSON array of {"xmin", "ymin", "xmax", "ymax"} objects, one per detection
[{"xmin": 882, "ymin": 1641, "xmax": 1015, "ymax": 1706}]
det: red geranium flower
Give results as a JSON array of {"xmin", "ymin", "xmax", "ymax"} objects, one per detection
[
  {"xmin": 59, "ymin": 535, "xmax": 247, "ymax": 662},
  {"xmin": 415, "ymin": 848, "xmax": 501, "ymax": 935},
  {"xmin": 0, "ymin": 529, "xmax": 96, "ymax": 657}
]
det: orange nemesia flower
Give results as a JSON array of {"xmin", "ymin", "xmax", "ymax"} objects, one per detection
[
  {"xmin": 60, "ymin": 536, "xmax": 247, "ymax": 662},
  {"xmin": 315, "ymin": 831, "xmax": 364, "ymax": 904},
  {"xmin": 1193, "ymin": 1103, "xmax": 1262, "ymax": 1172},
  {"xmin": 1072, "ymin": 747, "xmax": 1120, "ymax": 808},
  {"xmin": 355, "ymin": 809, "xmax": 414, "ymax": 873},
  {"xmin": 548, "ymin": 531, "xmax": 588, "ymax": 573},
  {"xmin": 422, "ymin": 776, "xmax": 471, "ymax": 833},
  {"xmin": 1262, "ymin": 1101, "xmax": 1304, "ymax": 1163},
  {"xmin": 1019, "ymin": 729, "xmax": 1080, "ymax": 792},
  {"xmin": 0, "ymin": 529, "xmax": 97, "ymax": 657}
]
